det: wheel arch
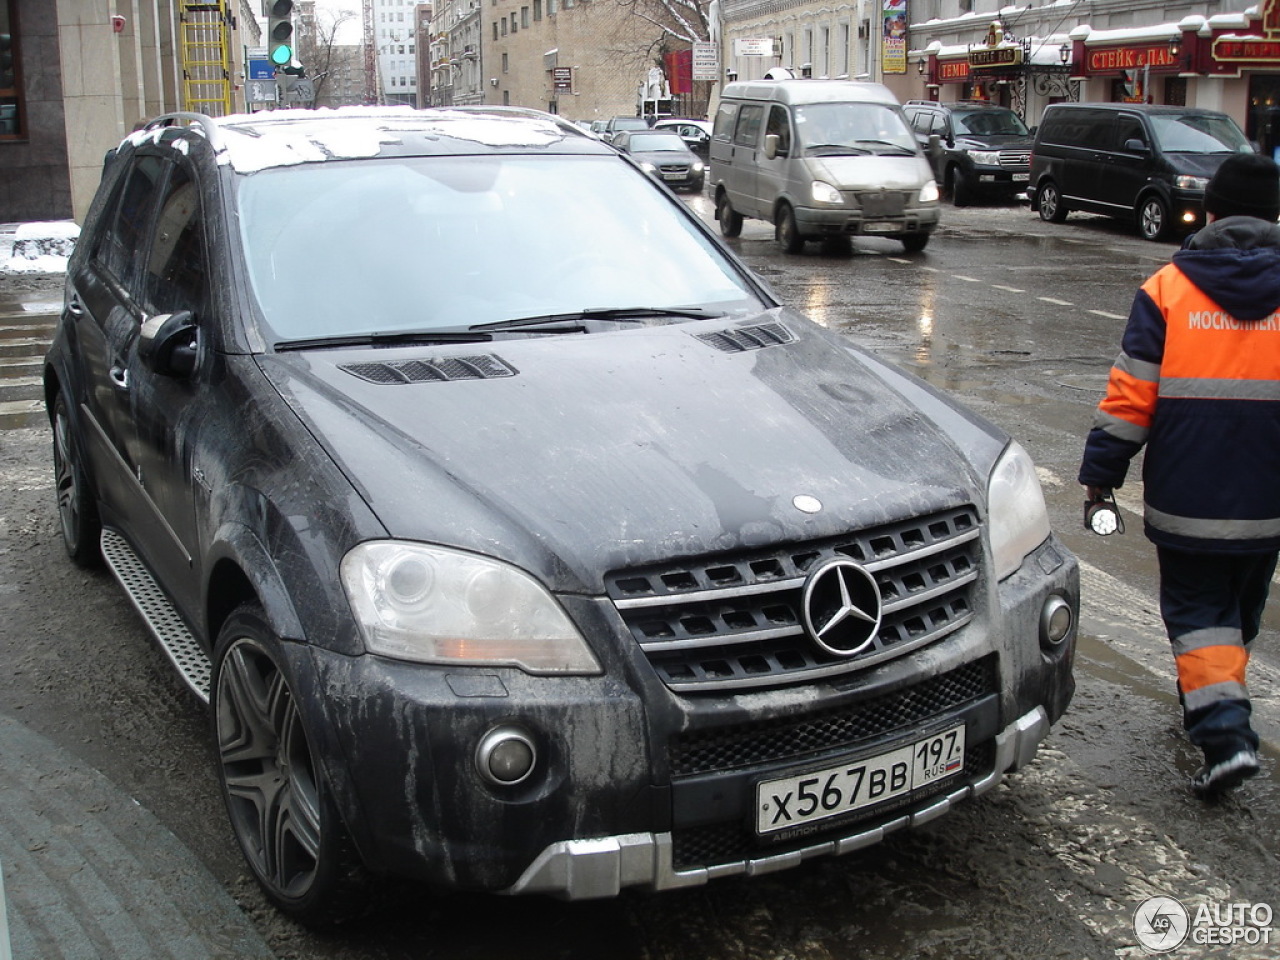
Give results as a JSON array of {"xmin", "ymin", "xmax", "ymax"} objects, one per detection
[{"xmin": 204, "ymin": 522, "xmax": 307, "ymax": 650}]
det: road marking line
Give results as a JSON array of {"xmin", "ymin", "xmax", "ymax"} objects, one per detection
[
  {"xmin": 952, "ymin": 275, "xmax": 982, "ymax": 282},
  {"xmin": 887, "ymin": 257, "xmax": 913, "ymax": 264},
  {"xmin": 1088, "ymin": 310, "xmax": 1127, "ymax": 320},
  {"xmin": 1039, "ymin": 296, "xmax": 1073, "ymax": 306},
  {"xmin": 992, "ymin": 284, "xmax": 1025, "ymax": 293}
]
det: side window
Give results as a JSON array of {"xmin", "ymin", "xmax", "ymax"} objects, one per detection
[
  {"xmin": 713, "ymin": 101, "xmax": 738, "ymax": 140},
  {"xmin": 931, "ymin": 113, "xmax": 948, "ymax": 137},
  {"xmin": 1113, "ymin": 116, "xmax": 1146, "ymax": 151},
  {"xmin": 143, "ymin": 163, "xmax": 207, "ymax": 316},
  {"xmin": 92, "ymin": 154, "xmax": 166, "ymax": 291},
  {"xmin": 734, "ymin": 104, "xmax": 764, "ymax": 148},
  {"xmin": 765, "ymin": 104, "xmax": 791, "ymax": 156}
]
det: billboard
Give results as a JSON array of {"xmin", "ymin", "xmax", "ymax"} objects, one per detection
[{"xmin": 883, "ymin": 0, "xmax": 907, "ymax": 75}]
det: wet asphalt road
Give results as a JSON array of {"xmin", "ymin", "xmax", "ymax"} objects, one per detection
[{"xmin": 0, "ymin": 199, "xmax": 1277, "ymax": 959}]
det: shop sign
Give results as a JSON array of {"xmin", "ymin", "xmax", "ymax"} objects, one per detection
[
  {"xmin": 883, "ymin": 0, "xmax": 908, "ymax": 75},
  {"xmin": 1085, "ymin": 45, "xmax": 1176, "ymax": 73},
  {"xmin": 969, "ymin": 46, "xmax": 1022, "ymax": 69},
  {"xmin": 733, "ymin": 38, "xmax": 774, "ymax": 57},
  {"xmin": 692, "ymin": 41, "xmax": 718, "ymax": 80},
  {"xmin": 1213, "ymin": 37, "xmax": 1280, "ymax": 62},
  {"xmin": 938, "ymin": 59, "xmax": 970, "ymax": 81},
  {"xmin": 553, "ymin": 67, "xmax": 572, "ymax": 91}
]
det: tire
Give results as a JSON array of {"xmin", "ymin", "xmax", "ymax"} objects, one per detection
[
  {"xmin": 777, "ymin": 203, "xmax": 806, "ymax": 254},
  {"xmin": 717, "ymin": 192, "xmax": 743, "ymax": 238},
  {"xmin": 1138, "ymin": 195, "xmax": 1171, "ymax": 242},
  {"xmin": 951, "ymin": 167, "xmax": 973, "ymax": 207},
  {"xmin": 212, "ymin": 605, "xmax": 371, "ymax": 926},
  {"xmin": 1037, "ymin": 181, "xmax": 1068, "ymax": 223},
  {"xmin": 901, "ymin": 232, "xmax": 930, "ymax": 253},
  {"xmin": 51, "ymin": 391, "xmax": 101, "ymax": 567}
]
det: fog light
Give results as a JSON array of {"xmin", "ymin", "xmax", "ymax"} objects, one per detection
[
  {"xmin": 1040, "ymin": 595, "xmax": 1074, "ymax": 648},
  {"xmin": 1181, "ymin": 210, "xmax": 1197, "ymax": 224},
  {"xmin": 476, "ymin": 725, "xmax": 537, "ymax": 786}
]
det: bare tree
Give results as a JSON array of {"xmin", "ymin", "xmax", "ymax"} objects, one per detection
[
  {"xmin": 615, "ymin": 0, "xmax": 712, "ymax": 46},
  {"xmin": 300, "ymin": 7, "xmax": 360, "ymax": 105}
]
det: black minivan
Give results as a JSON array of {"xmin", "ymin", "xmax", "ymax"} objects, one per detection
[{"xmin": 1028, "ymin": 103, "xmax": 1255, "ymax": 241}]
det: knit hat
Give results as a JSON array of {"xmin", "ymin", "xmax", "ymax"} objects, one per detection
[{"xmin": 1204, "ymin": 153, "xmax": 1280, "ymax": 222}]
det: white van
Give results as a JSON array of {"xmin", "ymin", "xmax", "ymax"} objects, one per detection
[{"xmin": 710, "ymin": 80, "xmax": 941, "ymax": 252}]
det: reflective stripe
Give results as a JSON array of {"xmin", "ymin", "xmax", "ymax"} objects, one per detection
[
  {"xmin": 1175, "ymin": 644, "xmax": 1248, "ymax": 693},
  {"xmin": 1093, "ymin": 409, "xmax": 1149, "ymax": 443},
  {"xmin": 1114, "ymin": 351, "xmax": 1161, "ymax": 382},
  {"xmin": 1183, "ymin": 680, "xmax": 1250, "ymax": 712},
  {"xmin": 1171, "ymin": 627, "xmax": 1243, "ymax": 657},
  {"xmin": 1159, "ymin": 377, "xmax": 1280, "ymax": 401},
  {"xmin": 1146, "ymin": 504, "xmax": 1280, "ymax": 540}
]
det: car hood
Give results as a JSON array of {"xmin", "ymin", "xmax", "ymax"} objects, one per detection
[
  {"xmin": 631, "ymin": 149, "xmax": 699, "ymax": 165},
  {"xmin": 257, "ymin": 309, "xmax": 1003, "ymax": 593},
  {"xmin": 807, "ymin": 154, "xmax": 934, "ymax": 190},
  {"xmin": 955, "ymin": 134, "xmax": 1034, "ymax": 151}
]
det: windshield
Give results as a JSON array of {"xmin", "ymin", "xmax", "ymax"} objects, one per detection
[
  {"xmin": 237, "ymin": 155, "xmax": 762, "ymax": 342},
  {"xmin": 1149, "ymin": 114, "xmax": 1252, "ymax": 154},
  {"xmin": 953, "ymin": 109, "xmax": 1029, "ymax": 137},
  {"xmin": 794, "ymin": 103, "xmax": 918, "ymax": 156},
  {"xmin": 628, "ymin": 133, "xmax": 688, "ymax": 152}
]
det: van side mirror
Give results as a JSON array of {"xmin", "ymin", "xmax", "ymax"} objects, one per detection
[
  {"xmin": 138, "ymin": 310, "xmax": 198, "ymax": 377},
  {"xmin": 927, "ymin": 133, "xmax": 944, "ymax": 159},
  {"xmin": 1124, "ymin": 138, "xmax": 1148, "ymax": 153},
  {"xmin": 764, "ymin": 133, "xmax": 780, "ymax": 159}
]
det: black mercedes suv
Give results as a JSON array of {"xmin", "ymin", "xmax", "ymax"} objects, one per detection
[{"xmin": 44, "ymin": 105, "xmax": 1077, "ymax": 925}]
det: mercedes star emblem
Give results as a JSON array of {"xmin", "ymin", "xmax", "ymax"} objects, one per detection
[{"xmin": 801, "ymin": 558, "xmax": 883, "ymax": 657}]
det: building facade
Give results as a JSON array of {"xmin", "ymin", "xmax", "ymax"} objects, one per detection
[
  {"xmin": 369, "ymin": 0, "xmax": 421, "ymax": 104},
  {"xmin": 1, "ymin": 0, "xmax": 260, "ymax": 224}
]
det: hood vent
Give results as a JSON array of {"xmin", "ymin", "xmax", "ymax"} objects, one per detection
[
  {"xmin": 697, "ymin": 322, "xmax": 794, "ymax": 353},
  {"xmin": 340, "ymin": 355, "xmax": 517, "ymax": 384}
]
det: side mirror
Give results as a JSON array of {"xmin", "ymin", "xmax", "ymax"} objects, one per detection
[
  {"xmin": 927, "ymin": 133, "xmax": 944, "ymax": 159},
  {"xmin": 763, "ymin": 133, "xmax": 780, "ymax": 159},
  {"xmin": 138, "ymin": 310, "xmax": 198, "ymax": 377},
  {"xmin": 1124, "ymin": 138, "xmax": 1149, "ymax": 153}
]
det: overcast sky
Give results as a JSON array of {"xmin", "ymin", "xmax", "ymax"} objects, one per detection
[{"xmin": 307, "ymin": 0, "xmax": 363, "ymax": 44}]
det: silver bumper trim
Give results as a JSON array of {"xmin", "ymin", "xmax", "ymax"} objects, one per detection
[{"xmin": 504, "ymin": 706, "xmax": 1050, "ymax": 900}]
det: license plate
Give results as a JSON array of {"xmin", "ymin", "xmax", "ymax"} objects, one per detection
[
  {"xmin": 1012, "ymin": 173, "xmax": 1029, "ymax": 182},
  {"xmin": 862, "ymin": 221, "xmax": 902, "ymax": 234},
  {"xmin": 662, "ymin": 172, "xmax": 685, "ymax": 180},
  {"xmin": 755, "ymin": 725, "xmax": 966, "ymax": 835}
]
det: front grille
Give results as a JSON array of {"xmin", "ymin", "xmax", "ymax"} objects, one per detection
[
  {"xmin": 999, "ymin": 150, "xmax": 1031, "ymax": 167},
  {"xmin": 658, "ymin": 163, "xmax": 690, "ymax": 175},
  {"xmin": 670, "ymin": 739, "xmax": 996, "ymax": 869},
  {"xmin": 669, "ymin": 657, "xmax": 995, "ymax": 777},
  {"xmin": 856, "ymin": 190, "xmax": 909, "ymax": 217},
  {"xmin": 606, "ymin": 506, "xmax": 981, "ymax": 693}
]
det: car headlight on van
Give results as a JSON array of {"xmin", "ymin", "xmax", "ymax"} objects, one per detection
[
  {"xmin": 812, "ymin": 180, "xmax": 843, "ymax": 204},
  {"xmin": 341, "ymin": 541, "xmax": 602, "ymax": 675},
  {"xmin": 988, "ymin": 441, "xmax": 1052, "ymax": 581},
  {"xmin": 919, "ymin": 180, "xmax": 940, "ymax": 203},
  {"xmin": 1175, "ymin": 175, "xmax": 1209, "ymax": 191}
]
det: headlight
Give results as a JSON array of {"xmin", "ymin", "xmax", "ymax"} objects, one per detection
[
  {"xmin": 1175, "ymin": 175, "xmax": 1209, "ymax": 191},
  {"xmin": 968, "ymin": 150, "xmax": 1001, "ymax": 165},
  {"xmin": 692, "ymin": 160, "xmax": 705, "ymax": 173},
  {"xmin": 640, "ymin": 161, "xmax": 657, "ymax": 174},
  {"xmin": 988, "ymin": 441, "xmax": 1052, "ymax": 581},
  {"xmin": 811, "ymin": 180, "xmax": 843, "ymax": 204},
  {"xmin": 341, "ymin": 542, "xmax": 601, "ymax": 675},
  {"xmin": 919, "ymin": 179, "xmax": 940, "ymax": 203}
]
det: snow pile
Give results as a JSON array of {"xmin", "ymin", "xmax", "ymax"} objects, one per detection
[{"xmin": 0, "ymin": 221, "xmax": 79, "ymax": 275}]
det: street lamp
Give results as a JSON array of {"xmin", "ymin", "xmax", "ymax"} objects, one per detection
[{"xmin": 1059, "ymin": 42, "xmax": 1071, "ymax": 65}]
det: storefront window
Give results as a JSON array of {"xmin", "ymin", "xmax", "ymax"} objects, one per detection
[
  {"xmin": 1164, "ymin": 77, "xmax": 1187, "ymax": 107},
  {"xmin": 0, "ymin": 0, "xmax": 20, "ymax": 139}
]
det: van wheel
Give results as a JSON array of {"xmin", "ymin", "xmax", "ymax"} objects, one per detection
[
  {"xmin": 717, "ymin": 193, "xmax": 743, "ymax": 238},
  {"xmin": 777, "ymin": 204, "xmax": 806, "ymax": 254},
  {"xmin": 1037, "ymin": 181, "xmax": 1068, "ymax": 223},
  {"xmin": 901, "ymin": 233, "xmax": 929, "ymax": 253},
  {"xmin": 1138, "ymin": 196, "xmax": 1170, "ymax": 241}
]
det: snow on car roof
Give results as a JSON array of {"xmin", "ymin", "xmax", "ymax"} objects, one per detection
[{"xmin": 127, "ymin": 106, "xmax": 593, "ymax": 174}]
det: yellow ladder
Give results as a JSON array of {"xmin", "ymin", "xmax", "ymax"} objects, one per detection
[{"xmin": 180, "ymin": 1, "xmax": 232, "ymax": 116}]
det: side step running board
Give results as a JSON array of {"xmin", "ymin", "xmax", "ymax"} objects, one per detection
[{"xmin": 100, "ymin": 529, "xmax": 212, "ymax": 703}]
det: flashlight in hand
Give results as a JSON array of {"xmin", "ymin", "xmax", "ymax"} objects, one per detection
[{"xmin": 1083, "ymin": 488, "xmax": 1124, "ymax": 536}]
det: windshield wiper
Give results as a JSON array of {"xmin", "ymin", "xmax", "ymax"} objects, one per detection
[
  {"xmin": 274, "ymin": 329, "xmax": 492, "ymax": 351},
  {"xmin": 472, "ymin": 306, "xmax": 719, "ymax": 332}
]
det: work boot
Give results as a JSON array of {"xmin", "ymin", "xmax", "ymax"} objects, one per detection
[{"xmin": 1190, "ymin": 747, "xmax": 1260, "ymax": 797}]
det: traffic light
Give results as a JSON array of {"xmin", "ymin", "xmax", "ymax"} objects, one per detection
[{"xmin": 267, "ymin": 0, "xmax": 294, "ymax": 68}]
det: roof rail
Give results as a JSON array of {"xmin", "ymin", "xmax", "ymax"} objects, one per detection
[{"xmin": 145, "ymin": 112, "xmax": 224, "ymax": 151}]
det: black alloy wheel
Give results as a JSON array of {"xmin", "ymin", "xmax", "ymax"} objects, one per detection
[
  {"xmin": 52, "ymin": 392, "xmax": 101, "ymax": 566},
  {"xmin": 213, "ymin": 605, "xmax": 369, "ymax": 925},
  {"xmin": 901, "ymin": 232, "xmax": 930, "ymax": 253},
  {"xmin": 717, "ymin": 192, "xmax": 743, "ymax": 238},
  {"xmin": 1037, "ymin": 181, "xmax": 1068, "ymax": 223}
]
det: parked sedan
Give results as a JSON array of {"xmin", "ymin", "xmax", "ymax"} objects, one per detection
[
  {"xmin": 653, "ymin": 118, "xmax": 713, "ymax": 158},
  {"xmin": 612, "ymin": 129, "xmax": 706, "ymax": 191},
  {"xmin": 45, "ymin": 105, "xmax": 1076, "ymax": 927}
]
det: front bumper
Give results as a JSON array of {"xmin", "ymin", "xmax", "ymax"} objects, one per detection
[
  {"xmin": 506, "ymin": 705, "xmax": 1049, "ymax": 899},
  {"xmin": 796, "ymin": 203, "xmax": 941, "ymax": 237}
]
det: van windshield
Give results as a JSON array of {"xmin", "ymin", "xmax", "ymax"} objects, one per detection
[
  {"xmin": 1150, "ymin": 114, "xmax": 1252, "ymax": 154},
  {"xmin": 794, "ymin": 103, "xmax": 918, "ymax": 157}
]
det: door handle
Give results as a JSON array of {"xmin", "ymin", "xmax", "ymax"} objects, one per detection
[
  {"xmin": 109, "ymin": 366, "xmax": 130, "ymax": 390},
  {"xmin": 67, "ymin": 294, "xmax": 85, "ymax": 318}
]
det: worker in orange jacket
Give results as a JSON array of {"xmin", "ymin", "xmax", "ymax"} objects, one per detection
[{"xmin": 1079, "ymin": 152, "xmax": 1280, "ymax": 796}]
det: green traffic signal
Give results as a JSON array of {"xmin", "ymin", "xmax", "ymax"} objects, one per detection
[{"xmin": 268, "ymin": 0, "xmax": 294, "ymax": 68}]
